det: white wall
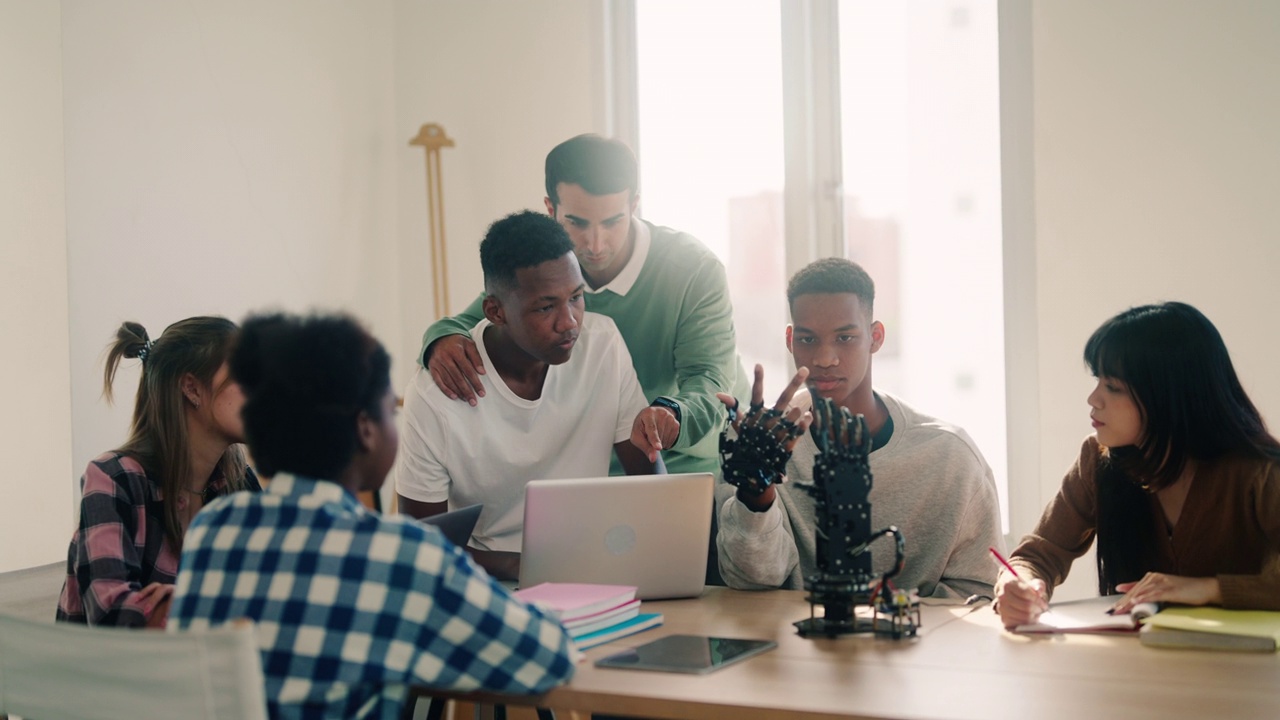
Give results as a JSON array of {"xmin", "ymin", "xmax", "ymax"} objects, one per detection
[
  {"xmin": 60, "ymin": 0, "xmax": 400, "ymax": 518},
  {"xmin": 1, "ymin": 1, "xmax": 606, "ymax": 572},
  {"xmin": 392, "ymin": 0, "xmax": 602, "ymax": 377},
  {"xmin": 1024, "ymin": 0, "xmax": 1280, "ymax": 598},
  {"xmin": 0, "ymin": 1, "xmax": 74, "ymax": 573}
]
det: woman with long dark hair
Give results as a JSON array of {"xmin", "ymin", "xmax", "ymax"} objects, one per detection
[
  {"xmin": 997, "ymin": 302, "xmax": 1280, "ymax": 627},
  {"xmin": 56, "ymin": 317, "xmax": 259, "ymax": 627}
]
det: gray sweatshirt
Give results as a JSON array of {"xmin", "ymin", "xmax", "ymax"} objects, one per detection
[{"xmin": 716, "ymin": 391, "xmax": 1003, "ymax": 599}]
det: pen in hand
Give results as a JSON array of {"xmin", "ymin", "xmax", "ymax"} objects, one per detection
[
  {"xmin": 988, "ymin": 547, "xmax": 1021, "ymax": 579},
  {"xmin": 989, "ymin": 547, "xmax": 1048, "ymax": 626}
]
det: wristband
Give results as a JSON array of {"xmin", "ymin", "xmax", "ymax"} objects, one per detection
[{"xmin": 650, "ymin": 396, "xmax": 682, "ymax": 424}]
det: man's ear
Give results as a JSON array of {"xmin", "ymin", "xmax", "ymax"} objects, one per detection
[
  {"xmin": 785, "ymin": 325, "xmax": 794, "ymax": 354},
  {"xmin": 180, "ymin": 373, "xmax": 202, "ymax": 407},
  {"xmin": 482, "ymin": 294, "xmax": 505, "ymax": 326},
  {"xmin": 629, "ymin": 193, "xmax": 640, "ymax": 216},
  {"xmin": 354, "ymin": 411, "xmax": 375, "ymax": 453},
  {"xmin": 544, "ymin": 196, "xmax": 556, "ymax": 218},
  {"xmin": 870, "ymin": 320, "xmax": 886, "ymax": 354}
]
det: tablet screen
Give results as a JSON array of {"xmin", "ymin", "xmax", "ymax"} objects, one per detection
[{"xmin": 594, "ymin": 634, "xmax": 777, "ymax": 675}]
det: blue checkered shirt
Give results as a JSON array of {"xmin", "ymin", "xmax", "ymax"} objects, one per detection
[{"xmin": 169, "ymin": 474, "xmax": 575, "ymax": 719}]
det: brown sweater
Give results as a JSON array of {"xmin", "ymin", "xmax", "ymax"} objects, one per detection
[{"xmin": 1009, "ymin": 436, "xmax": 1280, "ymax": 610}]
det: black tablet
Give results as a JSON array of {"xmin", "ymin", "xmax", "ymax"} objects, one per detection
[
  {"xmin": 421, "ymin": 503, "xmax": 482, "ymax": 547},
  {"xmin": 594, "ymin": 634, "xmax": 777, "ymax": 675}
]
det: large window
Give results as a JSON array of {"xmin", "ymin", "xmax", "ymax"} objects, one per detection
[
  {"xmin": 837, "ymin": 1, "xmax": 1007, "ymax": 528},
  {"xmin": 635, "ymin": 0, "xmax": 790, "ymax": 386},
  {"xmin": 635, "ymin": 0, "xmax": 1006, "ymax": 528}
]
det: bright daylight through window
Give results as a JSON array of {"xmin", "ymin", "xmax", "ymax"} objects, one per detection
[{"xmin": 635, "ymin": 0, "xmax": 1007, "ymax": 529}]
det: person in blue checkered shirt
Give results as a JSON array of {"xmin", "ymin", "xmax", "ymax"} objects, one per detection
[{"xmin": 169, "ymin": 312, "xmax": 576, "ymax": 719}]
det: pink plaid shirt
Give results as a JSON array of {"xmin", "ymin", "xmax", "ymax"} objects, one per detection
[{"xmin": 56, "ymin": 451, "xmax": 259, "ymax": 626}]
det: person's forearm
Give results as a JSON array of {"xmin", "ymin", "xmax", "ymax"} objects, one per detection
[
  {"xmin": 616, "ymin": 440, "xmax": 659, "ymax": 475},
  {"xmin": 419, "ymin": 292, "xmax": 486, "ymax": 365},
  {"xmin": 716, "ymin": 495, "xmax": 796, "ymax": 589},
  {"xmin": 665, "ymin": 264, "xmax": 744, "ymax": 453},
  {"xmin": 1218, "ymin": 573, "xmax": 1280, "ymax": 610},
  {"xmin": 467, "ymin": 548, "xmax": 521, "ymax": 581}
]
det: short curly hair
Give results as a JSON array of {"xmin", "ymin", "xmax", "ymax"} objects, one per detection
[
  {"xmin": 480, "ymin": 210, "xmax": 575, "ymax": 296},
  {"xmin": 786, "ymin": 258, "xmax": 875, "ymax": 315},
  {"xmin": 231, "ymin": 312, "xmax": 391, "ymax": 479}
]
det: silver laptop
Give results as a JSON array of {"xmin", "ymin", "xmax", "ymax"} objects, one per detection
[{"xmin": 519, "ymin": 473, "xmax": 713, "ymax": 600}]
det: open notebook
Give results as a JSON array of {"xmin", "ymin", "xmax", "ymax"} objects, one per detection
[{"xmin": 1013, "ymin": 595, "xmax": 1159, "ymax": 634}]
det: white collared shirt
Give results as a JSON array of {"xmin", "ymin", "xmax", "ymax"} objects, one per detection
[{"xmin": 584, "ymin": 216, "xmax": 651, "ymax": 297}]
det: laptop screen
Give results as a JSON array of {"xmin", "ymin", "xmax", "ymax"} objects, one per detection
[{"xmin": 518, "ymin": 473, "xmax": 713, "ymax": 600}]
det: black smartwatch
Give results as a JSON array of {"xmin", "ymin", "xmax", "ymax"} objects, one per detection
[{"xmin": 650, "ymin": 396, "xmax": 682, "ymax": 424}]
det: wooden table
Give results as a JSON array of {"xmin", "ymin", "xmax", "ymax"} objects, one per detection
[{"xmin": 420, "ymin": 587, "xmax": 1280, "ymax": 720}]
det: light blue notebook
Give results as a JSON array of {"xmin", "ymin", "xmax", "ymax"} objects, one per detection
[{"xmin": 573, "ymin": 612, "xmax": 664, "ymax": 650}]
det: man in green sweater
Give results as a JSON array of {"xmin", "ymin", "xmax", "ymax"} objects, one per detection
[
  {"xmin": 422, "ymin": 134, "xmax": 747, "ymax": 475},
  {"xmin": 420, "ymin": 134, "xmax": 748, "ymax": 582}
]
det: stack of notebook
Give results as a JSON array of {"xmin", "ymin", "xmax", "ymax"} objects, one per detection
[{"xmin": 515, "ymin": 582, "xmax": 663, "ymax": 650}]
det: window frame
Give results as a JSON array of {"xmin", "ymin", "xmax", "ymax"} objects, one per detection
[{"xmin": 606, "ymin": 0, "xmax": 1037, "ymax": 548}]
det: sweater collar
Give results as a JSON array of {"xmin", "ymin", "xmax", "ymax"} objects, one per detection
[{"xmin": 584, "ymin": 217, "xmax": 650, "ymax": 297}]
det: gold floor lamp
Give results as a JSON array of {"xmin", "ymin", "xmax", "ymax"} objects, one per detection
[{"xmin": 409, "ymin": 123, "xmax": 456, "ymax": 319}]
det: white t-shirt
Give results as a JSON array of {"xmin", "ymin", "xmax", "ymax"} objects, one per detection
[{"xmin": 394, "ymin": 312, "xmax": 648, "ymax": 552}]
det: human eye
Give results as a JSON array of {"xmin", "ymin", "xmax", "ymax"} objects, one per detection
[
  {"xmin": 796, "ymin": 336, "xmax": 816, "ymax": 345},
  {"xmin": 837, "ymin": 334, "xmax": 857, "ymax": 343},
  {"xmin": 603, "ymin": 217, "xmax": 622, "ymax": 228},
  {"xmin": 568, "ymin": 218, "xmax": 588, "ymax": 229}
]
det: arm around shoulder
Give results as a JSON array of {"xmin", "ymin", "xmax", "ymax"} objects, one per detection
[{"xmin": 419, "ymin": 291, "xmax": 486, "ymax": 366}]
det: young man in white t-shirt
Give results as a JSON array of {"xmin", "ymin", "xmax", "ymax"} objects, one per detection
[{"xmin": 395, "ymin": 210, "xmax": 657, "ymax": 580}]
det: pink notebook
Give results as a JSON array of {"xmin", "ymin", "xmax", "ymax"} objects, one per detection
[{"xmin": 514, "ymin": 583, "xmax": 638, "ymax": 622}]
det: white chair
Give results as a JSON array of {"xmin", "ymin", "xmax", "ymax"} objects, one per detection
[{"xmin": 0, "ymin": 613, "xmax": 267, "ymax": 720}]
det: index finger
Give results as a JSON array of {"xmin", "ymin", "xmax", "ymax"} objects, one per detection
[
  {"xmin": 773, "ymin": 367, "xmax": 810, "ymax": 410},
  {"xmin": 646, "ymin": 414, "xmax": 664, "ymax": 450},
  {"xmin": 749, "ymin": 364, "xmax": 766, "ymax": 408}
]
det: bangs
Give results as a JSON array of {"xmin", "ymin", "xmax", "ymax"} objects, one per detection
[
  {"xmin": 1083, "ymin": 322, "xmax": 1129, "ymax": 381},
  {"xmin": 1083, "ymin": 304, "xmax": 1168, "ymax": 382}
]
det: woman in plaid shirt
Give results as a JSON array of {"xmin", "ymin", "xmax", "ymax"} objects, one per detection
[{"xmin": 56, "ymin": 317, "xmax": 260, "ymax": 627}]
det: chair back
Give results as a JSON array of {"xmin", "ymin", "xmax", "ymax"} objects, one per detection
[{"xmin": 0, "ymin": 613, "xmax": 267, "ymax": 720}]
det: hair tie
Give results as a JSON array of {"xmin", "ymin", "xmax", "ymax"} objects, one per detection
[{"xmin": 137, "ymin": 339, "xmax": 155, "ymax": 364}]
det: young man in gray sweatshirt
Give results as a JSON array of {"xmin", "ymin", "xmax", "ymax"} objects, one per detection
[{"xmin": 716, "ymin": 258, "xmax": 1003, "ymax": 599}]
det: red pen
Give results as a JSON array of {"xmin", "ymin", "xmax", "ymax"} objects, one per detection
[{"xmin": 988, "ymin": 546, "xmax": 1021, "ymax": 579}]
